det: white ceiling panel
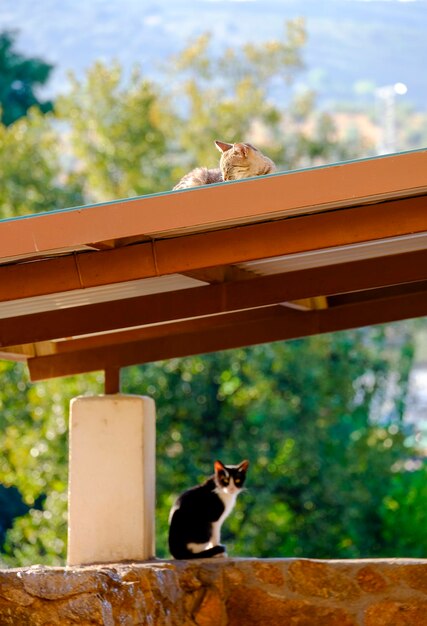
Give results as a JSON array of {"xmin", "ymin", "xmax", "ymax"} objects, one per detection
[
  {"xmin": 0, "ymin": 274, "xmax": 207, "ymax": 320},
  {"xmin": 238, "ymin": 233, "xmax": 427, "ymax": 275}
]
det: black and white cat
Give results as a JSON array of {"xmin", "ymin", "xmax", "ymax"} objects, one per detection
[{"xmin": 168, "ymin": 459, "xmax": 249, "ymax": 559}]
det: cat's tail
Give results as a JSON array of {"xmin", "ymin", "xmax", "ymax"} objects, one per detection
[
  {"xmin": 188, "ymin": 544, "xmax": 226, "ymax": 559},
  {"xmin": 172, "ymin": 544, "xmax": 226, "ymax": 560}
]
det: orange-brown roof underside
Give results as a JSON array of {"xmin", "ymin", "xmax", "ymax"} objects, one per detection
[{"xmin": 0, "ymin": 149, "xmax": 427, "ymax": 388}]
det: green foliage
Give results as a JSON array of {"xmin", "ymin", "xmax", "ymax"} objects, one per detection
[
  {"xmin": 123, "ymin": 324, "xmax": 422, "ymax": 560},
  {"xmin": 0, "ymin": 31, "xmax": 53, "ymax": 126},
  {"xmin": 0, "ymin": 362, "xmax": 102, "ymax": 566},
  {"xmin": 380, "ymin": 463, "xmax": 427, "ymax": 557},
  {"xmin": 0, "ymin": 21, "xmax": 425, "ymax": 566},
  {"xmin": 0, "ymin": 485, "xmax": 34, "ymax": 548},
  {"xmin": 57, "ymin": 63, "xmax": 172, "ymax": 202},
  {"xmin": 0, "ymin": 109, "xmax": 83, "ymax": 217}
]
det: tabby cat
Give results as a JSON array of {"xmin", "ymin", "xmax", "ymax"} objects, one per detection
[
  {"xmin": 168, "ymin": 459, "xmax": 249, "ymax": 559},
  {"xmin": 173, "ymin": 140, "xmax": 276, "ymax": 190}
]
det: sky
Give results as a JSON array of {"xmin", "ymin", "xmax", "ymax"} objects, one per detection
[{"xmin": 1, "ymin": 0, "xmax": 426, "ymax": 110}]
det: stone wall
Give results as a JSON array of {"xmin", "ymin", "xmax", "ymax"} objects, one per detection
[{"xmin": 0, "ymin": 558, "xmax": 427, "ymax": 625}]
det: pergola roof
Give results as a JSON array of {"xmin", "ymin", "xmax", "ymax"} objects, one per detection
[{"xmin": 1, "ymin": 149, "xmax": 427, "ymax": 389}]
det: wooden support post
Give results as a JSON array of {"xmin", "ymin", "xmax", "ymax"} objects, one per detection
[
  {"xmin": 104, "ymin": 367, "xmax": 121, "ymax": 394},
  {"xmin": 67, "ymin": 395, "xmax": 156, "ymax": 565}
]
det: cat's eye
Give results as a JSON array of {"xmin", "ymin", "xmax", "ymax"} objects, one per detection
[
  {"xmin": 222, "ymin": 477, "xmax": 229, "ymax": 485},
  {"xmin": 235, "ymin": 478, "xmax": 241, "ymax": 486}
]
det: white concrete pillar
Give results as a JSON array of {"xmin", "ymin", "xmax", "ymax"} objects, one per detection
[{"xmin": 67, "ymin": 395, "xmax": 156, "ymax": 566}]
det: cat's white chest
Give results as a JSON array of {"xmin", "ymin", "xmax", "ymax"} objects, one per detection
[
  {"xmin": 211, "ymin": 489, "xmax": 238, "ymax": 545},
  {"xmin": 219, "ymin": 489, "xmax": 238, "ymax": 519}
]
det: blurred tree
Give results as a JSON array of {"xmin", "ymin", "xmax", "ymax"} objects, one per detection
[
  {"xmin": 0, "ymin": 31, "xmax": 53, "ymax": 126},
  {"xmin": 0, "ymin": 84, "xmax": 95, "ymax": 563},
  {"xmin": 380, "ymin": 462, "xmax": 427, "ymax": 557},
  {"xmin": 58, "ymin": 63, "xmax": 172, "ymax": 202},
  {"xmin": 0, "ymin": 361, "xmax": 102, "ymax": 566},
  {"xmin": 123, "ymin": 322, "xmax": 419, "ymax": 560},
  {"xmin": 0, "ymin": 109, "xmax": 84, "ymax": 218},
  {"xmin": 0, "ymin": 485, "xmax": 33, "ymax": 548}
]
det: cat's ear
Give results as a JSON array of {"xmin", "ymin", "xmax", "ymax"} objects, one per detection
[
  {"xmin": 214, "ymin": 460, "xmax": 226, "ymax": 473},
  {"xmin": 238, "ymin": 460, "xmax": 250, "ymax": 473},
  {"xmin": 215, "ymin": 140, "xmax": 233, "ymax": 153}
]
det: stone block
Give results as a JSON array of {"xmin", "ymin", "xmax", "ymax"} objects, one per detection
[{"xmin": 0, "ymin": 559, "xmax": 426, "ymax": 625}]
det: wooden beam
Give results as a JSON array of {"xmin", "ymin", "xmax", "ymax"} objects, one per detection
[
  {"xmin": 284, "ymin": 297, "xmax": 328, "ymax": 311},
  {"xmin": 27, "ymin": 289, "xmax": 427, "ymax": 380},
  {"xmin": 0, "ymin": 195, "xmax": 426, "ymax": 303},
  {"xmin": 182, "ymin": 265, "xmax": 256, "ymax": 284},
  {"xmin": 20, "ymin": 280, "xmax": 425, "ymax": 363},
  {"xmin": 328, "ymin": 280, "xmax": 427, "ymax": 307},
  {"xmin": 0, "ymin": 350, "xmax": 29, "ymax": 362},
  {"xmin": 27, "ymin": 308, "xmax": 298, "ymax": 380},
  {"xmin": 28, "ymin": 282, "xmax": 424, "ymax": 360},
  {"xmin": 0, "ymin": 341, "xmax": 56, "ymax": 360},
  {"xmin": 316, "ymin": 290, "xmax": 427, "ymax": 335},
  {"xmin": 154, "ymin": 196, "xmax": 427, "ymax": 276},
  {"xmin": 1, "ymin": 249, "xmax": 427, "ymax": 348},
  {"xmin": 104, "ymin": 368, "xmax": 121, "ymax": 394},
  {"xmin": 36, "ymin": 307, "xmax": 287, "ymax": 356}
]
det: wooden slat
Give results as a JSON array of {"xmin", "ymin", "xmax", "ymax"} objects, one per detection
[
  {"xmin": 27, "ymin": 289, "xmax": 427, "ymax": 380},
  {"xmin": 1, "ymin": 249, "xmax": 427, "ymax": 348}
]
